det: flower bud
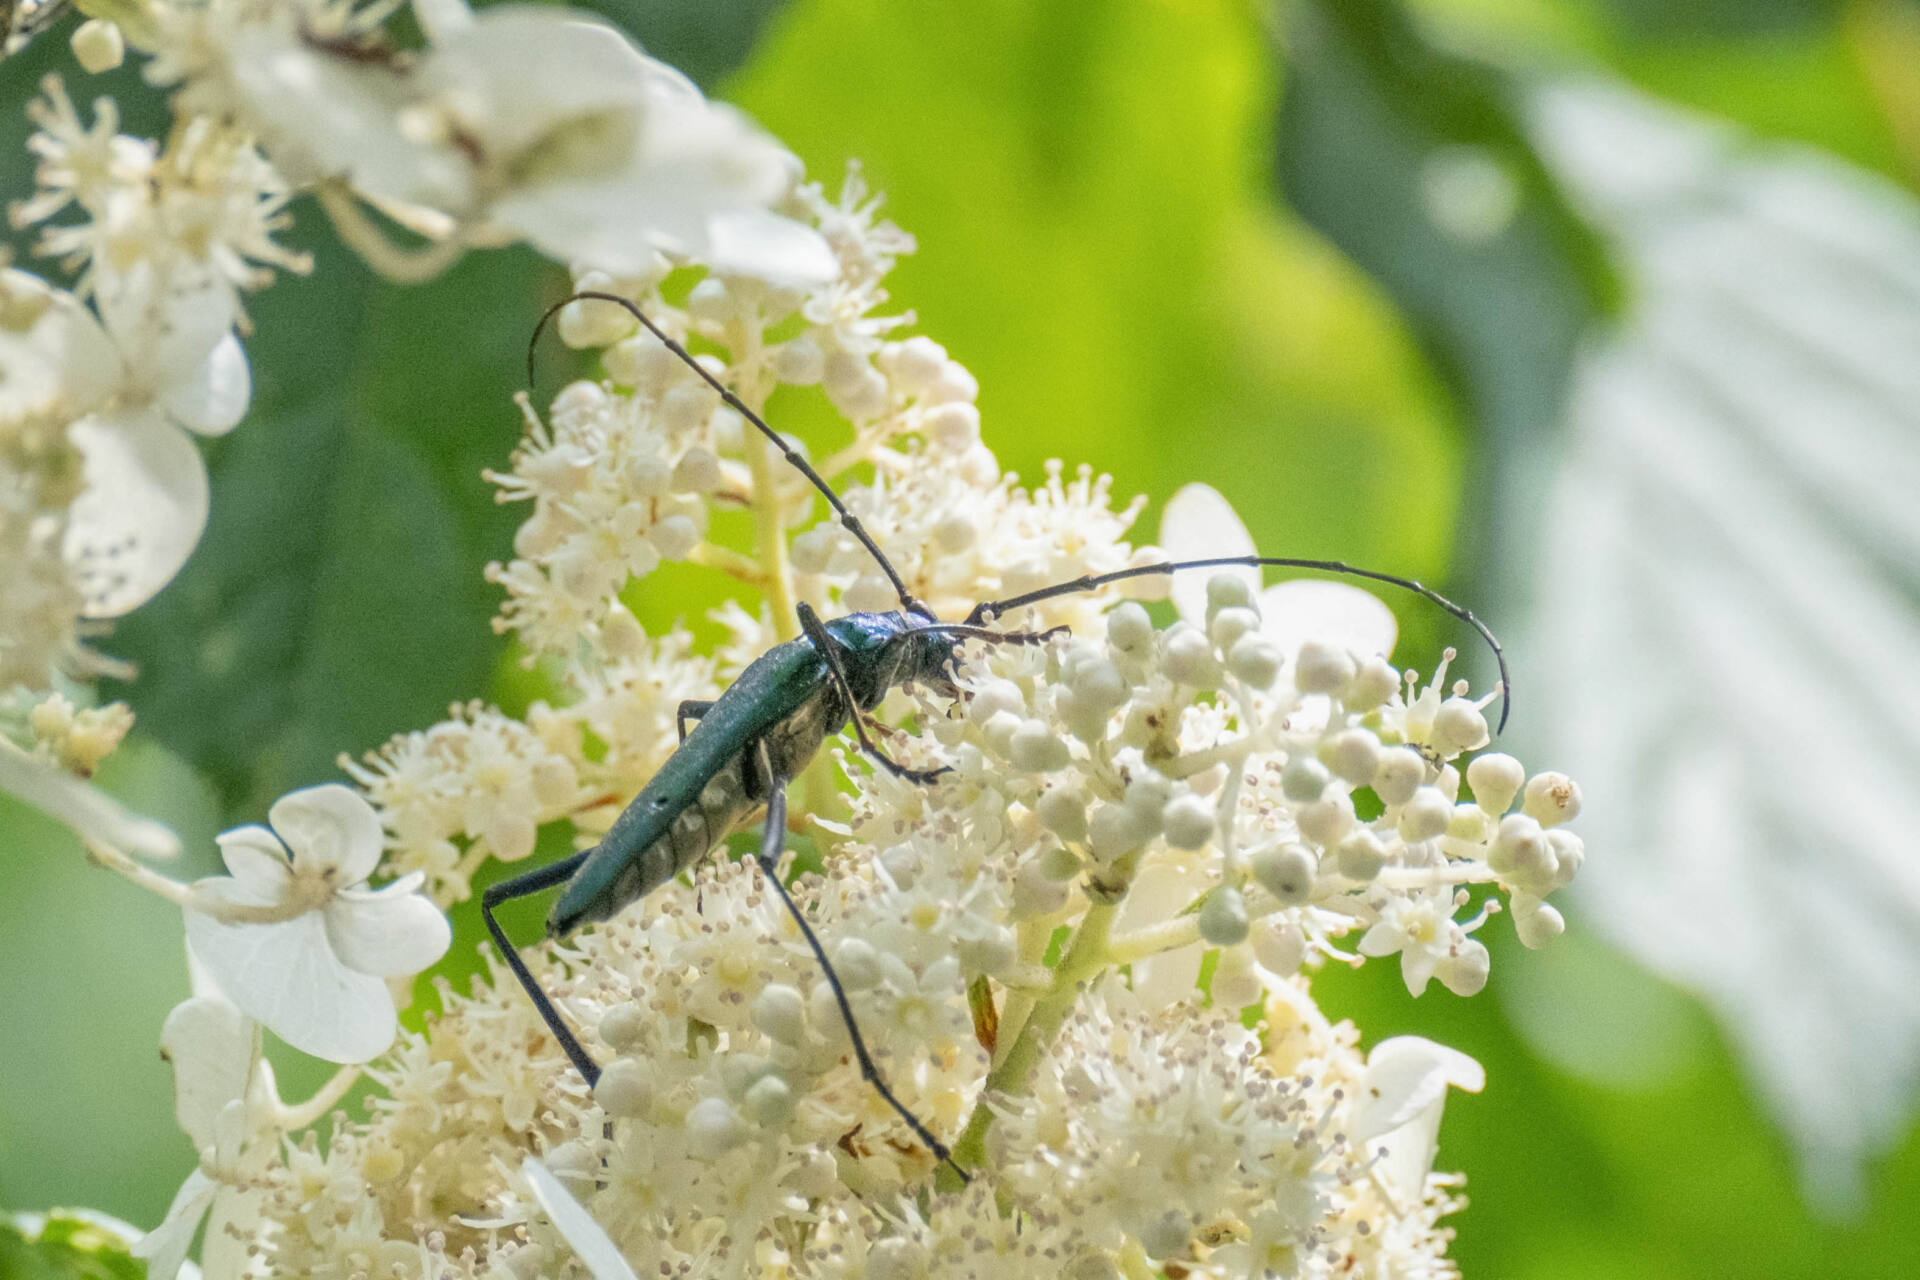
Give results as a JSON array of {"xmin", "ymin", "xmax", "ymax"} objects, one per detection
[
  {"xmin": 1466, "ymin": 752, "xmax": 1524, "ymax": 814},
  {"xmin": 1227, "ymin": 635, "xmax": 1283, "ymax": 690},
  {"xmin": 869, "ymin": 1237, "xmax": 932, "ymax": 1280},
  {"xmin": 923, "ymin": 401, "xmax": 981, "ymax": 451},
  {"xmin": 1036, "ymin": 787, "xmax": 1088, "ymax": 842},
  {"xmin": 1162, "ymin": 625, "xmax": 1220, "ymax": 687},
  {"xmin": 1252, "ymin": 844, "xmax": 1318, "ymax": 905},
  {"xmin": 1325, "ymin": 728, "xmax": 1381, "ymax": 787},
  {"xmin": 1106, "ymin": 602, "xmax": 1152, "ymax": 654},
  {"xmin": 1087, "ymin": 802, "xmax": 1148, "ymax": 862},
  {"xmin": 1199, "ymin": 886, "xmax": 1250, "ymax": 947},
  {"xmin": 1548, "ymin": 830, "xmax": 1585, "ymax": 887},
  {"xmin": 486, "ymin": 812, "xmax": 537, "ymax": 863},
  {"xmin": 1124, "ymin": 772, "xmax": 1173, "ymax": 830},
  {"xmin": 649, "ymin": 513, "xmax": 701, "ymax": 559},
  {"xmin": 752, "ymin": 983, "xmax": 807, "ymax": 1045},
  {"xmin": 1252, "ymin": 917, "xmax": 1308, "ymax": 974},
  {"xmin": 1009, "ymin": 719, "xmax": 1070, "ymax": 772},
  {"xmin": 832, "ymin": 938, "xmax": 882, "ymax": 990},
  {"xmin": 599, "ymin": 1005, "xmax": 648, "ymax": 1053},
  {"xmin": 773, "ymin": 335, "xmax": 825, "ymax": 385},
  {"xmin": 1346, "ymin": 655, "xmax": 1399, "ymax": 710},
  {"xmin": 1437, "ymin": 938, "xmax": 1491, "ymax": 996},
  {"xmin": 1211, "ymin": 944, "xmax": 1263, "ymax": 1008},
  {"xmin": 1037, "ymin": 843, "xmax": 1081, "ymax": 882},
  {"xmin": 1294, "ymin": 639, "xmax": 1355, "ymax": 694},
  {"xmin": 593, "ymin": 1057, "xmax": 653, "ymax": 1117},
  {"xmin": 686, "ymin": 1097, "xmax": 747, "ymax": 1157},
  {"xmin": 1280, "ymin": 754, "xmax": 1329, "ymax": 803},
  {"xmin": 661, "ymin": 382, "xmax": 718, "ymax": 433},
  {"xmin": 1396, "ymin": 785, "xmax": 1453, "ymax": 843},
  {"xmin": 1336, "ymin": 830, "xmax": 1386, "ymax": 881},
  {"xmin": 1205, "ymin": 573, "xmax": 1255, "ymax": 615},
  {"xmin": 1433, "ymin": 696, "xmax": 1490, "ymax": 755},
  {"xmin": 1513, "ymin": 894, "xmax": 1565, "ymax": 949},
  {"xmin": 1160, "ymin": 794, "xmax": 1216, "ymax": 850},
  {"xmin": 1297, "ymin": 793, "xmax": 1355, "ymax": 847},
  {"xmin": 885, "ymin": 336, "xmax": 948, "ymax": 394},
  {"xmin": 73, "ymin": 19, "xmax": 126, "ymax": 74},
  {"xmin": 1208, "ymin": 606, "xmax": 1260, "ymax": 650},
  {"xmin": 745, "ymin": 1074, "xmax": 795, "ymax": 1125},
  {"xmin": 788, "ymin": 525, "xmax": 836, "ymax": 574},
  {"xmin": 671, "ymin": 446, "xmax": 722, "ymax": 493},
  {"xmin": 1372, "ymin": 747, "xmax": 1426, "ymax": 806},
  {"xmin": 1523, "ymin": 771, "xmax": 1582, "ymax": 827}
]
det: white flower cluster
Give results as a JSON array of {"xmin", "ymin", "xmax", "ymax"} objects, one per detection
[
  {"xmin": 1, "ymin": 0, "xmax": 824, "ymax": 854},
  {"xmin": 122, "ymin": 146, "xmax": 1588, "ymax": 1278}
]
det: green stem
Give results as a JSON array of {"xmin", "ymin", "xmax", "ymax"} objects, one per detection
[{"xmin": 942, "ymin": 901, "xmax": 1117, "ymax": 1187}]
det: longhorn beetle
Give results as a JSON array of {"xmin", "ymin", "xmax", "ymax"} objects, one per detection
[{"xmin": 485, "ymin": 290, "xmax": 1510, "ymax": 1182}]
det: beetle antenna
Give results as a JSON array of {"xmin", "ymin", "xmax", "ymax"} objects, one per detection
[
  {"xmin": 529, "ymin": 291, "xmax": 930, "ymax": 619},
  {"xmin": 967, "ymin": 557, "xmax": 1511, "ymax": 733}
]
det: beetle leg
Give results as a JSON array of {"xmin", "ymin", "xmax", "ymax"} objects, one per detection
[
  {"xmin": 751, "ymin": 741, "xmax": 969, "ymax": 1184},
  {"xmin": 481, "ymin": 850, "xmax": 599, "ymax": 1085},
  {"xmin": 796, "ymin": 601, "xmax": 949, "ymax": 785},
  {"xmin": 676, "ymin": 699, "xmax": 716, "ymax": 744}
]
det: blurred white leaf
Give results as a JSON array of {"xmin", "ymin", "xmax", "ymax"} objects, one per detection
[{"xmin": 1519, "ymin": 80, "xmax": 1920, "ymax": 1208}]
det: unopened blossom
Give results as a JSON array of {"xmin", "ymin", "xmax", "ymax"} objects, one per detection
[{"xmin": 185, "ymin": 785, "xmax": 450, "ymax": 1062}]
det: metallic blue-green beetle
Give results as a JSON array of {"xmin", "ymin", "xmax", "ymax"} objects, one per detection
[{"xmin": 485, "ymin": 293, "xmax": 1510, "ymax": 1180}]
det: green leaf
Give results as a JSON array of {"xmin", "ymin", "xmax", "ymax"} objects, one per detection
[
  {"xmin": 105, "ymin": 232, "xmax": 551, "ymax": 819},
  {"xmin": 1, "ymin": 1208, "xmax": 150, "ymax": 1280},
  {"xmin": 1276, "ymin": 0, "xmax": 1619, "ymax": 483}
]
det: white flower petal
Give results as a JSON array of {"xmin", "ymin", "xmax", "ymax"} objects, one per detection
[
  {"xmin": 1257, "ymin": 579, "xmax": 1397, "ymax": 662},
  {"xmin": 95, "ymin": 260, "xmax": 232, "ymax": 392},
  {"xmin": 1159, "ymin": 482, "xmax": 1259, "ymax": 626},
  {"xmin": 158, "ymin": 995, "xmax": 254, "ymax": 1152},
  {"xmin": 214, "ymin": 826, "xmax": 292, "ymax": 898},
  {"xmin": 1353, "ymin": 1035, "xmax": 1484, "ymax": 1142},
  {"xmin": 705, "ymin": 209, "xmax": 837, "ymax": 288},
  {"xmin": 131, "ymin": 1167, "xmax": 216, "ymax": 1280},
  {"xmin": 157, "ymin": 331, "xmax": 250, "ymax": 437},
  {"xmin": 65, "ymin": 411, "xmax": 209, "ymax": 618},
  {"xmin": 184, "ymin": 897, "xmax": 397, "ymax": 1063},
  {"xmin": 199, "ymin": 1186, "xmax": 260, "ymax": 1280},
  {"xmin": 522, "ymin": 1157, "xmax": 640, "ymax": 1280},
  {"xmin": 425, "ymin": 10, "xmax": 651, "ymax": 160},
  {"xmin": 324, "ymin": 885, "xmax": 451, "ymax": 977},
  {"xmin": 0, "ymin": 270, "xmax": 118, "ymax": 417},
  {"xmin": 266, "ymin": 784, "xmax": 384, "ymax": 883},
  {"xmin": 228, "ymin": 27, "xmax": 468, "ymax": 210},
  {"xmin": 0, "ymin": 738, "xmax": 180, "ymax": 857}
]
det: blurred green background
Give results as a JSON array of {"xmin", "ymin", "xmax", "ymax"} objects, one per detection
[{"xmin": 4, "ymin": 0, "xmax": 1919, "ymax": 1275}]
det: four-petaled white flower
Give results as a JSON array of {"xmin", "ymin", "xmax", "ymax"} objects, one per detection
[
  {"xmin": 184, "ymin": 784, "xmax": 450, "ymax": 1063},
  {"xmin": 134, "ymin": 993, "xmax": 271, "ymax": 1280},
  {"xmin": 1353, "ymin": 1035, "xmax": 1486, "ymax": 1202}
]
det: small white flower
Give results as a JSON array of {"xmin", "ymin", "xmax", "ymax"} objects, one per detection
[
  {"xmin": 135, "ymin": 993, "xmax": 272, "ymax": 1280},
  {"xmin": 1354, "ymin": 1035, "xmax": 1485, "ymax": 1201},
  {"xmin": 420, "ymin": 10, "xmax": 833, "ymax": 285},
  {"xmin": 184, "ymin": 785, "xmax": 451, "ymax": 1063},
  {"xmin": 1161, "ymin": 481, "xmax": 1398, "ymax": 662}
]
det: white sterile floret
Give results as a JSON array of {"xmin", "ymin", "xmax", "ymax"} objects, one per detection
[{"xmin": 184, "ymin": 785, "xmax": 451, "ymax": 1063}]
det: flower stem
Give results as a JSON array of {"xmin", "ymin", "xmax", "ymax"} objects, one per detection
[
  {"xmin": 274, "ymin": 1063, "xmax": 363, "ymax": 1131},
  {"xmin": 316, "ymin": 184, "xmax": 466, "ymax": 285},
  {"xmin": 942, "ymin": 901, "xmax": 1117, "ymax": 1186}
]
